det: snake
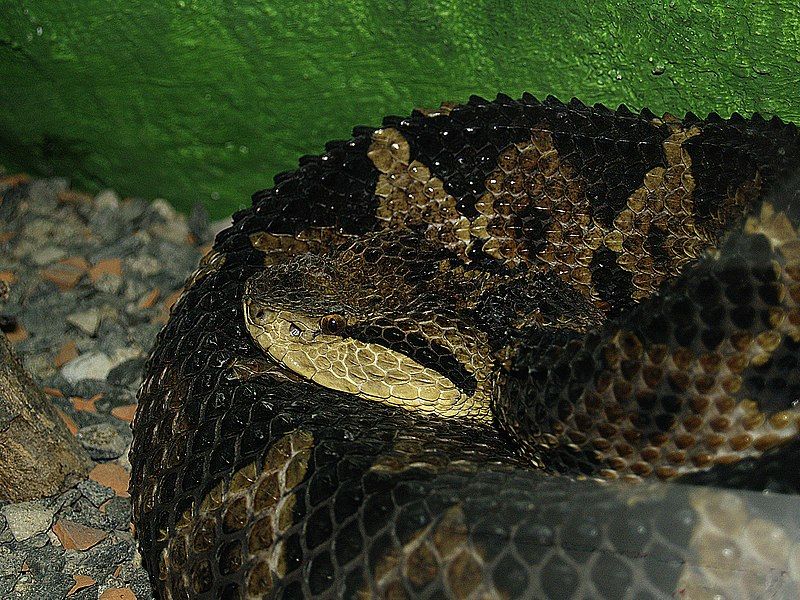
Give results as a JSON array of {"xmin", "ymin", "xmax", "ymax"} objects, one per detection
[{"xmin": 130, "ymin": 94, "xmax": 800, "ymax": 599}]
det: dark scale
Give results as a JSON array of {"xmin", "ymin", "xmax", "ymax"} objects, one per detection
[
  {"xmin": 743, "ymin": 336, "xmax": 800, "ymax": 413},
  {"xmin": 590, "ymin": 246, "xmax": 635, "ymax": 317}
]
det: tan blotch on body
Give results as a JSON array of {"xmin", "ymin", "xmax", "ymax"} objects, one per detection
[
  {"xmin": 538, "ymin": 202, "xmax": 800, "ymax": 481},
  {"xmin": 158, "ymin": 431, "xmax": 314, "ymax": 599}
]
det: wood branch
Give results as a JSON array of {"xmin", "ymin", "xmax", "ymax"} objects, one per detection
[{"xmin": 0, "ymin": 333, "xmax": 91, "ymax": 502}]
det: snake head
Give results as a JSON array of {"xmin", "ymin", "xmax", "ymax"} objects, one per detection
[{"xmin": 242, "ymin": 232, "xmax": 495, "ymax": 421}]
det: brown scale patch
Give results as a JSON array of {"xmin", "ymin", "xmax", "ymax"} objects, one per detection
[
  {"xmin": 543, "ymin": 203, "xmax": 800, "ymax": 481},
  {"xmin": 474, "ymin": 129, "xmax": 589, "ymax": 276},
  {"xmin": 157, "ymin": 431, "xmax": 314, "ymax": 599},
  {"xmin": 369, "ymin": 121, "xmax": 761, "ymax": 311},
  {"xmin": 369, "ymin": 128, "xmax": 471, "ymax": 257},
  {"xmin": 610, "ymin": 121, "xmax": 758, "ymax": 300},
  {"xmin": 250, "ymin": 228, "xmax": 355, "ymax": 265},
  {"xmin": 360, "ymin": 505, "xmax": 504, "ymax": 600},
  {"xmin": 676, "ymin": 488, "xmax": 800, "ymax": 597}
]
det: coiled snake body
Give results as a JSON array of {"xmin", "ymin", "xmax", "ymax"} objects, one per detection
[{"xmin": 130, "ymin": 95, "xmax": 800, "ymax": 599}]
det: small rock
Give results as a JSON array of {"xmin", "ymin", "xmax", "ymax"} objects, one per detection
[
  {"xmin": 149, "ymin": 198, "xmax": 177, "ymax": 221},
  {"xmin": 110, "ymin": 404, "xmax": 137, "ymax": 423},
  {"xmin": 40, "ymin": 265, "xmax": 83, "ymax": 290},
  {"xmin": 76, "ymin": 423, "xmax": 130, "ymax": 460},
  {"xmin": 62, "ymin": 352, "xmax": 113, "ymax": 384},
  {"xmin": 94, "ymin": 273, "xmax": 123, "ymax": 295},
  {"xmin": 126, "ymin": 254, "xmax": 160, "ymax": 277},
  {"xmin": 100, "ymin": 587, "xmax": 137, "ymax": 600},
  {"xmin": 77, "ymin": 479, "xmax": 116, "ymax": 507},
  {"xmin": 109, "ymin": 347, "xmax": 142, "ymax": 367},
  {"xmin": 150, "ymin": 220, "xmax": 190, "ymax": 246},
  {"xmin": 89, "ymin": 258, "xmax": 123, "ymax": 283},
  {"xmin": 1, "ymin": 500, "xmax": 56, "ymax": 541},
  {"xmin": 117, "ymin": 197, "xmax": 149, "ymax": 224},
  {"xmin": 89, "ymin": 235, "xmax": 146, "ymax": 262},
  {"xmin": 60, "ymin": 497, "xmax": 110, "ymax": 530},
  {"xmin": 95, "ymin": 189, "xmax": 121, "ymax": 210},
  {"xmin": 89, "ymin": 463, "xmax": 130, "ymax": 497},
  {"xmin": 54, "ymin": 340, "xmax": 79, "ymax": 368},
  {"xmin": 101, "ymin": 498, "xmax": 132, "ymax": 531},
  {"xmin": 52, "ymin": 519, "xmax": 108, "ymax": 551},
  {"xmin": 68, "ymin": 574, "xmax": 97, "ymax": 596},
  {"xmin": 0, "ymin": 545, "xmax": 25, "ymax": 577},
  {"xmin": 30, "ymin": 245, "xmax": 66, "ymax": 266},
  {"xmin": 22, "ymin": 352, "xmax": 55, "ymax": 379},
  {"xmin": 67, "ymin": 308, "xmax": 102, "ymax": 336},
  {"xmin": 27, "ymin": 178, "xmax": 69, "ymax": 210}
]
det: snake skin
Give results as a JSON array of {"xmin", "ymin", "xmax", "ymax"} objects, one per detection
[{"xmin": 130, "ymin": 95, "xmax": 800, "ymax": 599}]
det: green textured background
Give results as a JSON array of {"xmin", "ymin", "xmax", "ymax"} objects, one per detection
[{"xmin": 1, "ymin": 1, "xmax": 799, "ymax": 218}]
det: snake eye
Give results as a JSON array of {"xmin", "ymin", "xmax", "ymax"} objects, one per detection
[{"xmin": 320, "ymin": 313, "xmax": 346, "ymax": 335}]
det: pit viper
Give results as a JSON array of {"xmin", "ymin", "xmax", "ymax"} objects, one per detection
[{"xmin": 130, "ymin": 95, "xmax": 800, "ymax": 599}]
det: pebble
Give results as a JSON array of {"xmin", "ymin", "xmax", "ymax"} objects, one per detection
[
  {"xmin": 107, "ymin": 358, "xmax": 146, "ymax": 389},
  {"xmin": 1, "ymin": 501, "xmax": 56, "ymax": 542},
  {"xmin": 61, "ymin": 352, "xmax": 113, "ymax": 384},
  {"xmin": 0, "ymin": 174, "xmax": 208, "ymax": 598},
  {"xmin": 94, "ymin": 273, "xmax": 123, "ymax": 295},
  {"xmin": 94, "ymin": 190, "xmax": 120, "ymax": 211},
  {"xmin": 77, "ymin": 480, "xmax": 116, "ymax": 508},
  {"xmin": 76, "ymin": 423, "xmax": 130, "ymax": 461},
  {"xmin": 30, "ymin": 246, "xmax": 66, "ymax": 266},
  {"xmin": 66, "ymin": 308, "xmax": 102, "ymax": 336},
  {"xmin": 102, "ymin": 498, "xmax": 132, "ymax": 532}
]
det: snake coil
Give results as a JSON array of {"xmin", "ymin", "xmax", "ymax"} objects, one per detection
[{"xmin": 131, "ymin": 95, "xmax": 800, "ymax": 599}]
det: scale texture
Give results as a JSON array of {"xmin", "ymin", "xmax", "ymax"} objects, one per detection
[{"xmin": 130, "ymin": 95, "xmax": 800, "ymax": 599}]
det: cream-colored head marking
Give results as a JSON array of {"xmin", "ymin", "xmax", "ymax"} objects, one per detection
[{"xmin": 243, "ymin": 301, "xmax": 492, "ymax": 422}]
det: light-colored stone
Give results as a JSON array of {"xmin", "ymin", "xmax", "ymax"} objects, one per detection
[
  {"xmin": 95, "ymin": 189, "xmax": 121, "ymax": 210},
  {"xmin": 61, "ymin": 352, "xmax": 113, "ymax": 383},
  {"xmin": 151, "ymin": 220, "xmax": 190, "ymax": 245},
  {"xmin": 150, "ymin": 198, "xmax": 177, "ymax": 221},
  {"xmin": 77, "ymin": 423, "xmax": 129, "ymax": 460},
  {"xmin": 1, "ymin": 501, "xmax": 56, "ymax": 541},
  {"xmin": 94, "ymin": 273, "xmax": 123, "ymax": 294},
  {"xmin": 67, "ymin": 308, "xmax": 102, "ymax": 336},
  {"xmin": 29, "ymin": 246, "xmax": 66, "ymax": 266}
]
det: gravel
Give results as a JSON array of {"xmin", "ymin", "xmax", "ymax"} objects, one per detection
[{"xmin": 0, "ymin": 170, "xmax": 214, "ymax": 599}]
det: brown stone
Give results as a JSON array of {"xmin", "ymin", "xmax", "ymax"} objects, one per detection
[
  {"xmin": 111, "ymin": 404, "xmax": 137, "ymax": 423},
  {"xmin": 138, "ymin": 288, "xmax": 161, "ymax": 309},
  {"xmin": 67, "ymin": 574, "xmax": 96, "ymax": 596},
  {"xmin": 40, "ymin": 267, "xmax": 83, "ymax": 291},
  {"xmin": 52, "ymin": 519, "xmax": 108, "ymax": 550},
  {"xmin": 57, "ymin": 190, "xmax": 92, "ymax": 204},
  {"xmin": 54, "ymin": 407, "xmax": 79, "ymax": 435},
  {"xmin": 89, "ymin": 462, "xmax": 130, "ymax": 497},
  {"xmin": 0, "ymin": 270, "xmax": 17, "ymax": 284},
  {"xmin": 99, "ymin": 589, "xmax": 137, "ymax": 600},
  {"xmin": 89, "ymin": 258, "xmax": 122, "ymax": 282},
  {"xmin": 5, "ymin": 325, "xmax": 28, "ymax": 344},
  {"xmin": 71, "ymin": 393, "xmax": 102, "ymax": 413},
  {"xmin": 60, "ymin": 256, "xmax": 91, "ymax": 272},
  {"xmin": 0, "ymin": 173, "xmax": 30, "ymax": 186},
  {"xmin": 54, "ymin": 340, "xmax": 79, "ymax": 368}
]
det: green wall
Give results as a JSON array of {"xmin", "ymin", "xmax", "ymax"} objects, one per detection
[{"xmin": 1, "ymin": 1, "xmax": 799, "ymax": 219}]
